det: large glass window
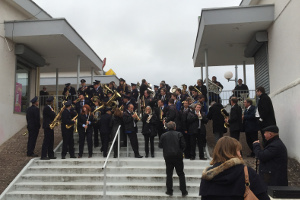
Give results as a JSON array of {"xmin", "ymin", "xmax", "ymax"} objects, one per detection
[{"xmin": 14, "ymin": 63, "xmax": 30, "ymax": 113}]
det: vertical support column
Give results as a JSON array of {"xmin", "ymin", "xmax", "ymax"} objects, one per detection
[
  {"xmin": 36, "ymin": 67, "xmax": 40, "ymax": 96},
  {"xmin": 201, "ymin": 64, "xmax": 204, "ymax": 80},
  {"xmin": 77, "ymin": 55, "xmax": 81, "ymax": 90},
  {"xmin": 91, "ymin": 67, "xmax": 94, "ymax": 84},
  {"xmin": 205, "ymin": 49, "xmax": 209, "ymax": 102},
  {"xmin": 235, "ymin": 65, "xmax": 238, "ymax": 86},
  {"xmin": 55, "ymin": 68, "xmax": 59, "ymax": 111},
  {"xmin": 243, "ymin": 61, "xmax": 246, "ymax": 85}
]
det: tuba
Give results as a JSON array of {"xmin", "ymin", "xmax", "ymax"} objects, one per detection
[
  {"xmin": 221, "ymin": 108, "xmax": 230, "ymax": 128},
  {"xmin": 170, "ymin": 85, "xmax": 178, "ymax": 93},
  {"xmin": 205, "ymin": 79, "xmax": 223, "ymax": 94}
]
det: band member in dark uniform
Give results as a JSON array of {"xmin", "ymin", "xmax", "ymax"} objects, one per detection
[
  {"xmin": 123, "ymin": 104, "xmax": 143, "ymax": 158},
  {"xmin": 122, "ymin": 95, "xmax": 136, "ymax": 111},
  {"xmin": 233, "ymin": 79, "xmax": 249, "ymax": 97},
  {"xmin": 117, "ymin": 78, "xmax": 128, "ymax": 95},
  {"xmin": 139, "ymin": 79, "xmax": 148, "ymax": 99},
  {"xmin": 159, "ymin": 88, "xmax": 169, "ymax": 108},
  {"xmin": 186, "ymin": 103, "xmax": 208, "ymax": 160},
  {"xmin": 153, "ymin": 85, "xmax": 159, "ymax": 99},
  {"xmin": 181, "ymin": 100, "xmax": 191, "ymax": 158},
  {"xmin": 99, "ymin": 108, "xmax": 112, "ymax": 157},
  {"xmin": 131, "ymin": 83, "xmax": 139, "ymax": 102},
  {"xmin": 40, "ymin": 86, "xmax": 49, "ymax": 106},
  {"xmin": 61, "ymin": 100, "xmax": 77, "ymax": 159},
  {"xmin": 207, "ymin": 101, "xmax": 226, "ymax": 143},
  {"xmin": 110, "ymin": 108, "xmax": 123, "ymax": 158},
  {"xmin": 142, "ymin": 106, "xmax": 158, "ymax": 158},
  {"xmin": 196, "ymin": 79, "xmax": 207, "ymax": 101},
  {"xmin": 26, "ymin": 96, "xmax": 40, "ymax": 157},
  {"xmin": 92, "ymin": 99, "xmax": 101, "ymax": 147},
  {"xmin": 226, "ymin": 97, "xmax": 243, "ymax": 141},
  {"xmin": 77, "ymin": 104, "xmax": 94, "ymax": 158},
  {"xmin": 77, "ymin": 79, "xmax": 90, "ymax": 98},
  {"xmin": 75, "ymin": 92, "xmax": 89, "ymax": 115},
  {"xmin": 62, "ymin": 83, "xmax": 76, "ymax": 101},
  {"xmin": 108, "ymin": 81, "xmax": 116, "ymax": 91},
  {"xmin": 91, "ymin": 80, "xmax": 104, "ymax": 102},
  {"xmin": 41, "ymin": 96, "xmax": 56, "ymax": 160}
]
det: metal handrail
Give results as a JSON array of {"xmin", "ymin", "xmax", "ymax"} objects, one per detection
[{"xmin": 102, "ymin": 125, "xmax": 121, "ymax": 196}]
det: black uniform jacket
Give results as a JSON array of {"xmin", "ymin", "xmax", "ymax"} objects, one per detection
[
  {"xmin": 142, "ymin": 113, "xmax": 158, "ymax": 137},
  {"xmin": 42, "ymin": 105, "xmax": 56, "ymax": 129},
  {"xmin": 186, "ymin": 110, "xmax": 208, "ymax": 135},
  {"xmin": 200, "ymin": 158, "xmax": 270, "ymax": 200},
  {"xmin": 123, "ymin": 110, "xmax": 138, "ymax": 133},
  {"xmin": 243, "ymin": 105, "xmax": 259, "ymax": 132},
  {"xmin": 77, "ymin": 113, "xmax": 94, "ymax": 133},
  {"xmin": 26, "ymin": 105, "xmax": 41, "ymax": 130},
  {"xmin": 159, "ymin": 130, "xmax": 185, "ymax": 158},
  {"xmin": 253, "ymin": 135, "xmax": 288, "ymax": 186},
  {"xmin": 207, "ymin": 102, "xmax": 225, "ymax": 133},
  {"xmin": 61, "ymin": 109, "xmax": 75, "ymax": 132},
  {"xmin": 228, "ymin": 104, "xmax": 243, "ymax": 132},
  {"xmin": 257, "ymin": 93, "xmax": 276, "ymax": 128},
  {"xmin": 131, "ymin": 88, "xmax": 139, "ymax": 101},
  {"xmin": 164, "ymin": 104, "xmax": 181, "ymax": 130},
  {"xmin": 99, "ymin": 113, "xmax": 112, "ymax": 134}
]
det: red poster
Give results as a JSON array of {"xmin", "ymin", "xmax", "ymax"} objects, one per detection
[{"xmin": 14, "ymin": 82, "xmax": 22, "ymax": 112}]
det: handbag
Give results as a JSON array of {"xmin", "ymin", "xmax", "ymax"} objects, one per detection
[{"xmin": 244, "ymin": 165, "xmax": 258, "ymax": 200}]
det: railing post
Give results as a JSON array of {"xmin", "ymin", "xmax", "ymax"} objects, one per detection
[
  {"xmin": 117, "ymin": 128, "xmax": 120, "ymax": 166},
  {"xmin": 126, "ymin": 135, "xmax": 129, "ymax": 157},
  {"xmin": 103, "ymin": 166, "xmax": 107, "ymax": 196}
]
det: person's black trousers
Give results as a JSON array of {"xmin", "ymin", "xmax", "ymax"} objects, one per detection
[
  {"xmin": 61, "ymin": 129, "xmax": 75, "ymax": 157},
  {"xmin": 190, "ymin": 129, "xmax": 205, "ymax": 159},
  {"xmin": 144, "ymin": 135, "xmax": 154, "ymax": 156},
  {"xmin": 164, "ymin": 156, "xmax": 187, "ymax": 194},
  {"xmin": 230, "ymin": 130, "xmax": 240, "ymax": 141},
  {"xmin": 93, "ymin": 124, "xmax": 100, "ymax": 147},
  {"xmin": 41, "ymin": 128, "xmax": 54, "ymax": 158},
  {"xmin": 245, "ymin": 131, "xmax": 258, "ymax": 153},
  {"xmin": 27, "ymin": 128, "xmax": 39, "ymax": 156},
  {"xmin": 78, "ymin": 129, "xmax": 93, "ymax": 157},
  {"xmin": 183, "ymin": 133, "xmax": 190, "ymax": 158},
  {"xmin": 127, "ymin": 131, "xmax": 140, "ymax": 156},
  {"xmin": 100, "ymin": 131, "xmax": 110, "ymax": 155}
]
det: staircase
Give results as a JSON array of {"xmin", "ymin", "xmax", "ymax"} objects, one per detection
[{"xmin": 0, "ymin": 122, "xmax": 211, "ymax": 200}]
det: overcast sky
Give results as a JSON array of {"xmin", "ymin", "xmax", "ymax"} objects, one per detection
[{"xmin": 33, "ymin": 0, "xmax": 255, "ymax": 90}]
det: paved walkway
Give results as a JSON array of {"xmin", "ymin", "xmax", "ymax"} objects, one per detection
[{"xmin": 0, "ymin": 125, "xmax": 62, "ymax": 194}]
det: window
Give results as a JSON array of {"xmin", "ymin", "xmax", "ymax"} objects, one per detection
[{"xmin": 14, "ymin": 62, "xmax": 30, "ymax": 113}]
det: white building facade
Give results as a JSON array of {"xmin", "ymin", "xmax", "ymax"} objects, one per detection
[{"xmin": 0, "ymin": 0, "xmax": 105, "ymax": 146}]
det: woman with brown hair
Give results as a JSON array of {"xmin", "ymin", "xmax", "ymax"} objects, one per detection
[
  {"xmin": 200, "ymin": 136, "xmax": 270, "ymax": 200},
  {"xmin": 77, "ymin": 104, "xmax": 94, "ymax": 158}
]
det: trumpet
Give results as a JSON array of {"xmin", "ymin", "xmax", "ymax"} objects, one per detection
[
  {"xmin": 133, "ymin": 112, "xmax": 140, "ymax": 121},
  {"xmin": 221, "ymin": 108, "xmax": 230, "ymax": 128},
  {"xmin": 66, "ymin": 114, "xmax": 78, "ymax": 129}
]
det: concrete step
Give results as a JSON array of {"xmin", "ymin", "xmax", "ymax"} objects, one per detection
[
  {"xmin": 20, "ymin": 173, "xmax": 202, "ymax": 183},
  {"xmin": 14, "ymin": 182, "xmax": 200, "ymax": 193},
  {"xmin": 54, "ymin": 151, "xmax": 165, "ymax": 158},
  {"xmin": 26, "ymin": 165, "xmax": 205, "ymax": 175},
  {"xmin": 6, "ymin": 191, "xmax": 199, "ymax": 200}
]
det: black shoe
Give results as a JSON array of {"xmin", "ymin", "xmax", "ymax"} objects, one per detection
[
  {"xmin": 94, "ymin": 144, "xmax": 99, "ymax": 148},
  {"xmin": 103, "ymin": 152, "xmax": 107, "ymax": 158},
  {"xmin": 61, "ymin": 156, "xmax": 66, "ymax": 159},
  {"xmin": 151, "ymin": 154, "xmax": 154, "ymax": 158},
  {"xmin": 88, "ymin": 155, "xmax": 92, "ymax": 158},
  {"xmin": 182, "ymin": 191, "xmax": 188, "ymax": 197},
  {"xmin": 165, "ymin": 191, "xmax": 173, "ymax": 196},
  {"xmin": 70, "ymin": 155, "xmax": 76, "ymax": 158},
  {"xmin": 40, "ymin": 157, "xmax": 50, "ymax": 160},
  {"xmin": 100, "ymin": 147, "xmax": 103, "ymax": 152},
  {"xmin": 113, "ymin": 155, "xmax": 117, "ymax": 158},
  {"xmin": 49, "ymin": 156, "xmax": 57, "ymax": 159},
  {"xmin": 77, "ymin": 155, "xmax": 82, "ymax": 158},
  {"xmin": 27, "ymin": 154, "xmax": 38, "ymax": 157},
  {"xmin": 145, "ymin": 154, "xmax": 149, "ymax": 158},
  {"xmin": 135, "ymin": 155, "xmax": 143, "ymax": 158},
  {"xmin": 200, "ymin": 157, "xmax": 207, "ymax": 160}
]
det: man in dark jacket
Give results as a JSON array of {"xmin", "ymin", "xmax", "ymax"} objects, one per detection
[
  {"xmin": 123, "ymin": 104, "xmax": 143, "ymax": 158},
  {"xmin": 243, "ymin": 99, "xmax": 259, "ymax": 157},
  {"xmin": 164, "ymin": 99, "xmax": 181, "ymax": 131},
  {"xmin": 41, "ymin": 96, "xmax": 56, "ymax": 160},
  {"xmin": 26, "ymin": 96, "xmax": 41, "ymax": 157},
  {"xmin": 62, "ymin": 83, "xmax": 76, "ymax": 101},
  {"xmin": 226, "ymin": 97, "xmax": 242, "ymax": 141},
  {"xmin": 159, "ymin": 121, "xmax": 188, "ymax": 197},
  {"xmin": 207, "ymin": 102, "xmax": 225, "ymax": 142},
  {"xmin": 256, "ymin": 86, "xmax": 276, "ymax": 145},
  {"xmin": 99, "ymin": 108, "xmax": 112, "ymax": 157},
  {"xmin": 233, "ymin": 79, "xmax": 249, "ymax": 97},
  {"xmin": 196, "ymin": 79, "xmax": 207, "ymax": 101},
  {"xmin": 253, "ymin": 125, "xmax": 288, "ymax": 186}
]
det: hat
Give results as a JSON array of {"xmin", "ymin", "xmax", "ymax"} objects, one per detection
[
  {"xmin": 46, "ymin": 96, "xmax": 54, "ymax": 102},
  {"xmin": 262, "ymin": 125, "xmax": 279, "ymax": 133},
  {"xmin": 154, "ymin": 85, "xmax": 159, "ymax": 88},
  {"xmin": 120, "ymin": 78, "xmax": 125, "ymax": 82},
  {"xmin": 131, "ymin": 83, "xmax": 136, "ymax": 86},
  {"xmin": 93, "ymin": 80, "xmax": 100, "ymax": 85},
  {"xmin": 80, "ymin": 79, "xmax": 86, "ymax": 83},
  {"xmin": 30, "ymin": 96, "xmax": 38, "ymax": 103},
  {"xmin": 65, "ymin": 83, "xmax": 71, "ymax": 87},
  {"xmin": 64, "ymin": 100, "xmax": 73, "ymax": 107}
]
